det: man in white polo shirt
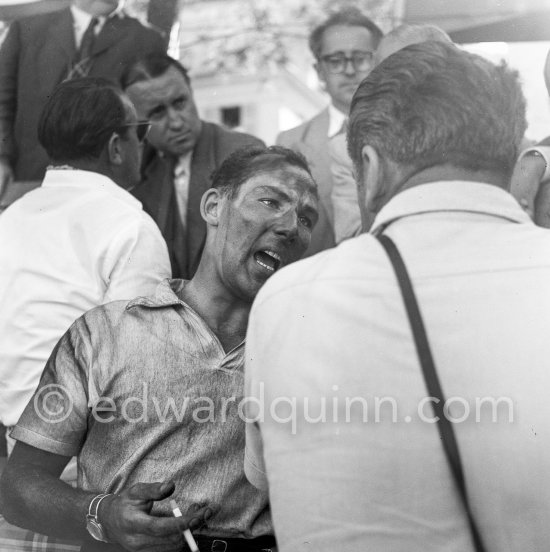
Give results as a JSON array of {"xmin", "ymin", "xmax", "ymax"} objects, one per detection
[
  {"xmin": 246, "ymin": 42, "xmax": 550, "ymax": 551},
  {"xmin": 0, "ymin": 77, "xmax": 170, "ymax": 473}
]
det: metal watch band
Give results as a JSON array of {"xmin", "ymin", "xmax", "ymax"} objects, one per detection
[{"xmin": 87, "ymin": 493, "xmax": 111, "ymax": 522}]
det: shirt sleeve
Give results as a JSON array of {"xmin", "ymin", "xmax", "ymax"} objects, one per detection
[
  {"xmin": 11, "ymin": 319, "xmax": 92, "ymax": 457},
  {"xmin": 243, "ymin": 307, "xmax": 269, "ymax": 491},
  {"xmin": 102, "ymin": 212, "xmax": 171, "ymax": 303}
]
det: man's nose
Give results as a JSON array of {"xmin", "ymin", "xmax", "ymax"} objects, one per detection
[
  {"xmin": 167, "ymin": 106, "xmax": 185, "ymax": 128},
  {"xmin": 343, "ymin": 58, "xmax": 356, "ymax": 76},
  {"xmin": 274, "ymin": 210, "xmax": 299, "ymax": 241}
]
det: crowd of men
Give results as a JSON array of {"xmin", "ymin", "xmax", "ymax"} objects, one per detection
[{"xmin": 1, "ymin": 1, "xmax": 550, "ymax": 552}]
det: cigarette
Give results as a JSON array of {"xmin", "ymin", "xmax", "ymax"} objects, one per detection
[{"xmin": 170, "ymin": 499, "xmax": 199, "ymax": 552}]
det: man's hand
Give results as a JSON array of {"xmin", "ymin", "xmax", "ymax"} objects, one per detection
[
  {"xmin": 0, "ymin": 157, "xmax": 14, "ymax": 201},
  {"xmin": 100, "ymin": 481, "xmax": 213, "ymax": 552},
  {"xmin": 510, "ymin": 149, "xmax": 550, "ymax": 227}
]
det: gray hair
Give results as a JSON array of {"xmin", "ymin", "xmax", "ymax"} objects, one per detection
[{"xmin": 348, "ymin": 41, "xmax": 527, "ymax": 181}]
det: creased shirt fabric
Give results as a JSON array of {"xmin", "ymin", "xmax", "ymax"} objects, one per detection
[
  {"xmin": 245, "ymin": 181, "xmax": 550, "ymax": 551},
  {"xmin": 13, "ymin": 279, "xmax": 271, "ymax": 539},
  {"xmin": 0, "ymin": 169, "xmax": 171, "ymax": 427}
]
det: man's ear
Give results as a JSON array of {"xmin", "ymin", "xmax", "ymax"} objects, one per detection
[
  {"xmin": 107, "ymin": 133, "xmax": 123, "ymax": 166},
  {"xmin": 357, "ymin": 144, "xmax": 384, "ymax": 230},
  {"xmin": 201, "ymin": 188, "xmax": 223, "ymax": 226}
]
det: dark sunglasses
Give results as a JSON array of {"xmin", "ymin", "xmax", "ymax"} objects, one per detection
[{"xmin": 118, "ymin": 121, "xmax": 151, "ymax": 143}]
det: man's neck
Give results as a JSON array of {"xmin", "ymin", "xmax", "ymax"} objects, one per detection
[
  {"xmin": 403, "ymin": 165, "xmax": 508, "ymax": 191},
  {"xmin": 179, "ymin": 275, "xmax": 251, "ymax": 353}
]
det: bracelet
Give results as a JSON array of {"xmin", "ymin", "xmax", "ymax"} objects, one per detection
[{"xmin": 518, "ymin": 146, "xmax": 550, "ymax": 182}]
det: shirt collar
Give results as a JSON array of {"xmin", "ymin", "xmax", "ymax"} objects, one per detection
[
  {"xmin": 42, "ymin": 169, "xmax": 142, "ymax": 209},
  {"xmin": 371, "ymin": 181, "xmax": 533, "ymax": 234},
  {"xmin": 327, "ymin": 104, "xmax": 347, "ymax": 138},
  {"xmin": 71, "ymin": 3, "xmax": 123, "ymax": 30},
  {"xmin": 128, "ymin": 279, "xmax": 187, "ymax": 309}
]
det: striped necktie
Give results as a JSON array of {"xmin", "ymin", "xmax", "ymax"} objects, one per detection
[{"xmin": 66, "ymin": 17, "xmax": 99, "ymax": 80}]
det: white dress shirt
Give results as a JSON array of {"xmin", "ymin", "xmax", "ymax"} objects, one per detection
[
  {"xmin": 245, "ymin": 181, "xmax": 550, "ymax": 551},
  {"xmin": 0, "ymin": 169, "xmax": 171, "ymax": 427},
  {"xmin": 173, "ymin": 152, "xmax": 193, "ymax": 232},
  {"xmin": 327, "ymin": 103, "xmax": 347, "ymax": 138}
]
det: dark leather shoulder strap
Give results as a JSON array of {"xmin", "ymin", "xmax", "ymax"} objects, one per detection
[{"xmin": 377, "ymin": 233, "xmax": 486, "ymax": 552}]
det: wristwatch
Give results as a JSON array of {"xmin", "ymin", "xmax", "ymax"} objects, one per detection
[{"xmin": 85, "ymin": 493, "xmax": 111, "ymax": 542}]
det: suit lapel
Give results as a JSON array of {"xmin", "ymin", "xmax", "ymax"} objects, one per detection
[
  {"xmin": 41, "ymin": 9, "xmax": 76, "ymax": 87},
  {"xmin": 91, "ymin": 15, "xmax": 128, "ymax": 57},
  {"xmin": 49, "ymin": 9, "xmax": 76, "ymax": 59},
  {"xmin": 187, "ymin": 124, "xmax": 212, "ymax": 276}
]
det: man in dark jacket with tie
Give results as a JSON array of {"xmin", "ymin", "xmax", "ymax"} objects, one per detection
[
  {"xmin": 0, "ymin": 0, "xmax": 165, "ymax": 196},
  {"xmin": 123, "ymin": 54, "xmax": 264, "ymax": 279}
]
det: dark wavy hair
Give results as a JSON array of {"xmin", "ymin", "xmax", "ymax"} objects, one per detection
[
  {"xmin": 38, "ymin": 77, "xmax": 128, "ymax": 164},
  {"xmin": 211, "ymin": 145, "xmax": 316, "ymax": 199},
  {"xmin": 121, "ymin": 53, "xmax": 191, "ymax": 89}
]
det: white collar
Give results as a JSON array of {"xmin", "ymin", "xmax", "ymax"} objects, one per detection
[
  {"xmin": 327, "ymin": 104, "xmax": 347, "ymax": 138},
  {"xmin": 42, "ymin": 169, "xmax": 142, "ymax": 209},
  {"xmin": 70, "ymin": 3, "xmax": 123, "ymax": 30},
  {"xmin": 371, "ymin": 181, "xmax": 532, "ymax": 234}
]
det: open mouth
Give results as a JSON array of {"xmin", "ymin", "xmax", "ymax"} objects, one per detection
[{"xmin": 254, "ymin": 250, "xmax": 282, "ymax": 273}]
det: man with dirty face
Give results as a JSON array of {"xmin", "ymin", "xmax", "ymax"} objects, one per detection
[{"xmin": 1, "ymin": 145, "xmax": 318, "ymax": 552}]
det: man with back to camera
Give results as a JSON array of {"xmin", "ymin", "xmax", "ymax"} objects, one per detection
[
  {"xmin": 0, "ymin": 144, "xmax": 319, "ymax": 552},
  {"xmin": 122, "ymin": 54, "xmax": 264, "ymax": 280},
  {"xmin": 277, "ymin": 7, "xmax": 383, "ymax": 255},
  {"xmin": 245, "ymin": 41, "xmax": 550, "ymax": 551},
  {"xmin": 0, "ymin": 76, "xmax": 171, "ymax": 552},
  {"xmin": 0, "ymin": 0, "xmax": 166, "ymax": 200}
]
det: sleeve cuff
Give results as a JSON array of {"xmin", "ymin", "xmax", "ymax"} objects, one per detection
[{"xmin": 10, "ymin": 425, "xmax": 79, "ymax": 457}]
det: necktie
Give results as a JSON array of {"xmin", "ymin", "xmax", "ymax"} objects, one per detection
[
  {"xmin": 66, "ymin": 17, "xmax": 99, "ymax": 80},
  {"xmin": 79, "ymin": 17, "xmax": 99, "ymax": 61}
]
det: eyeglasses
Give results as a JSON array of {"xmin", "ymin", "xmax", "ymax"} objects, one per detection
[
  {"xmin": 320, "ymin": 51, "xmax": 374, "ymax": 74},
  {"xmin": 118, "ymin": 121, "xmax": 151, "ymax": 143}
]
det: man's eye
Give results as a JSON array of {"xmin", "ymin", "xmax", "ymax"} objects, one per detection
[
  {"xmin": 148, "ymin": 108, "xmax": 165, "ymax": 121},
  {"xmin": 260, "ymin": 199, "xmax": 277, "ymax": 207},
  {"xmin": 299, "ymin": 215, "xmax": 312, "ymax": 228},
  {"xmin": 173, "ymin": 98, "xmax": 186, "ymax": 110}
]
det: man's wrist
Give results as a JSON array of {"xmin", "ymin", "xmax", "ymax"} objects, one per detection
[
  {"xmin": 96, "ymin": 493, "xmax": 117, "ymax": 537},
  {"xmin": 86, "ymin": 493, "xmax": 114, "ymax": 542}
]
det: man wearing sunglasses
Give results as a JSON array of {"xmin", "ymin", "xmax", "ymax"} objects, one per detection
[
  {"xmin": 0, "ymin": 77, "xmax": 170, "ymax": 551},
  {"xmin": 277, "ymin": 7, "xmax": 383, "ymax": 256}
]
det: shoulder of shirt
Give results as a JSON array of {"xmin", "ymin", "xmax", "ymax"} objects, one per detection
[{"xmin": 253, "ymin": 233, "xmax": 382, "ymax": 306}]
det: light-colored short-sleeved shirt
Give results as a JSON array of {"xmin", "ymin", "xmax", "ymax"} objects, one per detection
[
  {"xmin": 0, "ymin": 169, "xmax": 171, "ymax": 427},
  {"xmin": 12, "ymin": 279, "xmax": 271, "ymax": 539},
  {"xmin": 245, "ymin": 181, "xmax": 550, "ymax": 552}
]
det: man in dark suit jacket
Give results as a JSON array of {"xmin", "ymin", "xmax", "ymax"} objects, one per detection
[
  {"xmin": 0, "ymin": 0, "xmax": 165, "ymax": 196},
  {"xmin": 123, "ymin": 54, "xmax": 264, "ymax": 280}
]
